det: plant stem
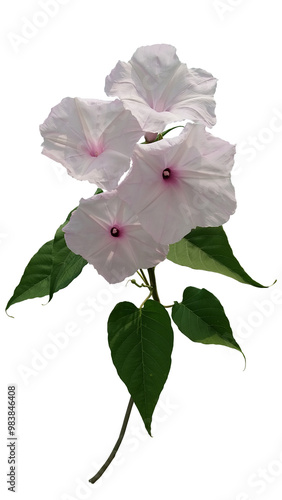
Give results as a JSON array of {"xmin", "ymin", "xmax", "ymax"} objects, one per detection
[
  {"xmin": 148, "ymin": 267, "xmax": 160, "ymax": 302},
  {"xmin": 139, "ymin": 290, "xmax": 153, "ymax": 310},
  {"xmin": 139, "ymin": 268, "xmax": 150, "ymax": 287},
  {"xmin": 89, "ymin": 397, "xmax": 134, "ymax": 484},
  {"xmin": 89, "ymin": 267, "xmax": 160, "ymax": 485}
]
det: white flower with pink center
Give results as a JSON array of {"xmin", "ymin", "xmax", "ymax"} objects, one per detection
[
  {"xmin": 105, "ymin": 44, "xmax": 217, "ymax": 134},
  {"xmin": 40, "ymin": 97, "xmax": 142, "ymax": 190},
  {"xmin": 117, "ymin": 123, "xmax": 236, "ymax": 245},
  {"xmin": 63, "ymin": 191, "xmax": 168, "ymax": 284}
]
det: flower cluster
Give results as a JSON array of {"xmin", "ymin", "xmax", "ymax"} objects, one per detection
[{"xmin": 40, "ymin": 44, "xmax": 236, "ymax": 284}]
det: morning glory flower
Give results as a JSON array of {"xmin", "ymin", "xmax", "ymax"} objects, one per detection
[
  {"xmin": 117, "ymin": 123, "xmax": 236, "ymax": 245},
  {"xmin": 105, "ymin": 44, "xmax": 217, "ymax": 134},
  {"xmin": 40, "ymin": 97, "xmax": 142, "ymax": 190},
  {"xmin": 63, "ymin": 191, "xmax": 168, "ymax": 284}
]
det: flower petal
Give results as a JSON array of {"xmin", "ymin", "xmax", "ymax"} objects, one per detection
[
  {"xmin": 40, "ymin": 98, "xmax": 142, "ymax": 190},
  {"xmin": 105, "ymin": 44, "xmax": 217, "ymax": 133},
  {"xmin": 63, "ymin": 191, "xmax": 168, "ymax": 284},
  {"xmin": 117, "ymin": 123, "xmax": 236, "ymax": 245}
]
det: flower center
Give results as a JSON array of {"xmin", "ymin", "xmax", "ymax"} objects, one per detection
[
  {"xmin": 88, "ymin": 141, "xmax": 104, "ymax": 157},
  {"xmin": 162, "ymin": 168, "xmax": 171, "ymax": 180},
  {"xmin": 110, "ymin": 227, "xmax": 120, "ymax": 237}
]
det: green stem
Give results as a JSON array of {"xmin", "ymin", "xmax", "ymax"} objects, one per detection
[
  {"xmin": 89, "ymin": 397, "xmax": 134, "ymax": 484},
  {"xmin": 160, "ymin": 125, "xmax": 184, "ymax": 138},
  {"xmin": 139, "ymin": 290, "xmax": 153, "ymax": 310},
  {"xmin": 139, "ymin": 268, "xmax": 150, "ymax": 287},
  {"xmin": 147, "ymin": 267, "xmax": 160, "ymax": 302},
  {"xmin": 142, "ymin": 125, "xmax": 185, "ymax": 144},
  {"xmin": 89, "ymin": 267, "xmax": 160, "ymax": 485}
]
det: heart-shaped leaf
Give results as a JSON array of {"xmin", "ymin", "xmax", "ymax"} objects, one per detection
[
  {"xmin": 172, "ymin": 286, "xmax": 245, "ymax": 363},
  {"xmin": 108, "ymin": 300, "xmax": 174, "ymax": 435}
]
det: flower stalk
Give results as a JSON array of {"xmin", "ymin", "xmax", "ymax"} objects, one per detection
[
  {"xmin": 89, "ymin": 266, "xmax": 160, "ymax": 484},
  {"xmin": 89, "ymin": 397, "xmax": 134, "ymax": 484}
]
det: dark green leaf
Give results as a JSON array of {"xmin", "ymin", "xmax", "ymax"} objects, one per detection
[
  {"xmin": 6, "ymin": 240, "xmax": 54, "ymax": 313},
  {"xmin": 6, "ymin": 211, "xmax": 87, "ymax": 313},
  {"xmin": 167, "ymin": 226, "xmax": 267, "ymax": 288},
  {"xmin": 108, "ymin": 300, "xmax": 174, "ymax": 435},
  {"xmin": 49, "ymin": 209, "xmax": 85, "ymax": 301},
  {"xmin": 172, "ymin": 287, "xmax": 245, "ymax": 363}
]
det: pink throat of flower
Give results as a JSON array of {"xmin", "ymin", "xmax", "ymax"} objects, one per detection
[
  {"xmin": 88, "ymin": 142, "xmax": 104, "ymax": 157},
  {"xmin": 149, "ymin": 98, "xmax": 166, "ymax": 113}
]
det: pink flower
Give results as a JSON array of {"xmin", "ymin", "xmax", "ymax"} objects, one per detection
[
  {"xmin": 63, "ymin": 191, "xmax": 168, "ymax": 284},
  {"xmin": 40, "ymin": 98, "xmax": 142, "ymax": 190},
  {"xmin": 117, "ymin": 123, "xmax": 236, "ymax": 245},
  {"xmin": 105, "ymin": 44, "xmax": 217, "ymax": 134}
]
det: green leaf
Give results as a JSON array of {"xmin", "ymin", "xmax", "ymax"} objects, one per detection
[
  {"xmin": 48, "ymin": 209, "xmax": 85, "ymax": 301},
  {"xmin": 6, "ymin": 211, "xmax": 87, "ymax": 313},
  {"xmin": 167, "ymin": 226, "xmax": 267, "ymax": 288},
  {"xmin": 172, "ymin": 287, "xmax": 245, "ymax": 363},
  {"xmin": 108, "ymin": 300, "xmax": 174, "ymax": 435},
  {"xmin": 6, "ymin": 240, "xmax": 54, "ymax": 312}
]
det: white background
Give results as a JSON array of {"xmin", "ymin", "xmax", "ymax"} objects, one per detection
[{"xmin": 1, "ymin": 1, "xmax": 282, "ymax": 499}]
